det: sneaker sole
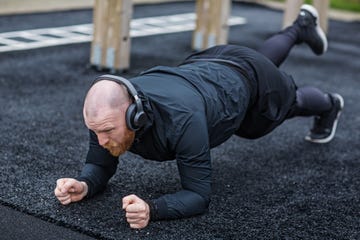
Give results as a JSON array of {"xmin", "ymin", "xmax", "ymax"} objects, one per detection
[
  {"xmin": 301, "ymin": 4, "xmax": 328, "ymax": 54},
  {"xmin": 305, "ymin": 93, "xmax": 344, "ymax": 144}
]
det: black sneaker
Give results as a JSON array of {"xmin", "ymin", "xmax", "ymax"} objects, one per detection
[
  {"xmin": 305, "ymin": 93, "xmax": 344, "ymax": 143},
  {"xmin": 295, "ymin": 4, "xmax": 328, "ymax": 55}
]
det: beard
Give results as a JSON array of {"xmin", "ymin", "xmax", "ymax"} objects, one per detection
[{"xmin": 104, "ymin": 130, "xmax": 135, "ymax": 157}]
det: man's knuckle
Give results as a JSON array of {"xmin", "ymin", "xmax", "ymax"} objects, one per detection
[{"xmin": 137, "ymin": 204, "xmax": 145, "ymax": 212}]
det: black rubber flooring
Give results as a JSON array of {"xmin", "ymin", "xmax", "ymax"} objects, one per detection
[
  {"xmin": 0, "ymin": 204, "xmax": 96, "ymax": 240},
  {"xmin": 0, "ymin": 2, "xmax": 359, "ymax": 240}
]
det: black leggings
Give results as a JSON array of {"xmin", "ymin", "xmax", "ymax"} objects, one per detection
[{"xmin": 257, "ymin": 25, "xmax": 332, "ymax": 117}]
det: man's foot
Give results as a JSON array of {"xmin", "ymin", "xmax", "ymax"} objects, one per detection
[
  {"xmin": 295, "ymin": 4, "xmax": 328, "ymax": 55},
  {"xmin": 305, "ymin": 93, "xmax": 344, "ymax": 144}
]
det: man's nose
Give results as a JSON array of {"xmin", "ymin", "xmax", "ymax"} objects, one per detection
[{"xmin": 97, "ymin": 133, "xmax": 109, "ymax": 146}]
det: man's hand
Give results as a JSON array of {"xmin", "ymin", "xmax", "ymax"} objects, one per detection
[
  {"xmin": 122, "ymin": 194, "xmax": 150, "ymax": 229},
  {"xmin": 54, "ymin": 178, "xmax": 88, "ymax": 205}
]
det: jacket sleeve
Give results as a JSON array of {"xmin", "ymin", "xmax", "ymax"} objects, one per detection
[
  {"xmin": 148, "ymin": 112, "xmax": 212, "ymax": 220},
  {"xmin": 76, "ymin": 130, "xmax": 119, "ymax": 198}
]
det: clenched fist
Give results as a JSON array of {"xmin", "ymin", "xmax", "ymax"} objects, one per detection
[
  {"xmin": 122, "ymin": 194, "xmax": 150, "ymax": 229},
  {"xmin": 54, "ymin": 178, "xmax": 88, "ymax": 205}
]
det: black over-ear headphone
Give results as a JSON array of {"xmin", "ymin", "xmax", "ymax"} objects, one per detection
[{"xmin": 93, "ymin": 74, "xmax": 147, "ymax": 131}]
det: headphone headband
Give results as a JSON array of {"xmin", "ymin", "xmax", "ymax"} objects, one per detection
[
  {"xmin": 93, "ymin": 75, "xmax": 138, "ymax": 100},
  {"xmin": 92, "ymin": 74, "xmax": 147, "ymax": 131}
]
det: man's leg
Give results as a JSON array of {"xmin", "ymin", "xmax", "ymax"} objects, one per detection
[
  {"xmin": 287, "ymin": 86, "xmax": 344, "ymax": 144},
  {"xmin": 256, "ymin": 5, "xmax": 342, "ymax": 143},
  {"xmin": 257, "ymin": 4, "xmax": 328, "ymax": 67}
]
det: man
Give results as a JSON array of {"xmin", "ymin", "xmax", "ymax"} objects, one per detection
[{"xmin": 54, "ymin": 5, "xmax": 344, "ymax": 229}]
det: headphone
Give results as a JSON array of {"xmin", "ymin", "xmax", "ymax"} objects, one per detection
[{"xmin": 93, "ymin": 74, "xmax": 147, "ymax": 131}]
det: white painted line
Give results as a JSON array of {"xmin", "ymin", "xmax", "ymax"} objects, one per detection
[
  {"xmin": 0, "ymin": 37, "xmax": 22, "ymax": 45},
  {"xmin": 0, "ymin": 13, "xmax": 246, "ymax": 53}
]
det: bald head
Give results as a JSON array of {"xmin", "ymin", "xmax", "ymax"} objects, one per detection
[{"xmin": 83, "ymin": 80, "xmax": 131, "ymax": 120}]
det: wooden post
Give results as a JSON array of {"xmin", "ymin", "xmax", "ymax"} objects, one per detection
[
  {"xmin": 192, "ymin": 0, "xmax": 231, "ymax": 51},
  {"xmin": 313, "ymin": 0, "xmax": 330, "ymax": 33},
  {"xmin": 91, "ymin": 0, "xmax": 133, "ymax": 72},
  {"xmin": 193, "ymin": 0, "xmax": 207, "ymax": 51},
  {"xmin": 282, "ymin": 0, "xmax": 303, "ymax": 29},
  {"xmin": 283, "ymin": 0, "xmax": 329, "ymax": 33},
  {"xmin": 91, "ymin": 0, "xmax": 108, "ymax": 68}
]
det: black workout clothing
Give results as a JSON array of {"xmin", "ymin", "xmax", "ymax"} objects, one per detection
[{"xmin": 77, "ymin": 45, "xmax": 298, "ymax": 220}]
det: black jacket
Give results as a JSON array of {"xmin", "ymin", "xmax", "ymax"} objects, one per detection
[{"xmin": 78, "ymin": 60, "xmax": 250, "ymax": 220}]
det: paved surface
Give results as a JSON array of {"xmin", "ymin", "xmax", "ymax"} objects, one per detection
[
  {"xmin": 0, "ymin": 0, "xmax": 189, "ymax": 15},
  {"xmin": 0, "ymin": 1, "xmax": 359, "ymax": 240},
  {"xmin": 1, "ymin": 0, "xmax": 359, "ymax": 21}
]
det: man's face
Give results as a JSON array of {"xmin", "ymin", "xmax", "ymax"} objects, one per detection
[{"xmin": 84, "ymin": 107, "xmax": 135, "ymax": 157}]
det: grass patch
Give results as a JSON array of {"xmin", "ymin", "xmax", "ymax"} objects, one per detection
[{"xmin": 330, "ymin": 0, "xmax": 360, "ymax": 12}]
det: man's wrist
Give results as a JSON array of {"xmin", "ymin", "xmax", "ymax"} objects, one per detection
[
  {"xmin": 145, "ymin": 200, "xmax": 158, "ymax": 221},
  {"xmin": 80, "ymin": 181, "xmax": 89, "ymax": 197},
  {"xmin": 75, "ymin": 176, "xmax": 92, "ymax": 198}
]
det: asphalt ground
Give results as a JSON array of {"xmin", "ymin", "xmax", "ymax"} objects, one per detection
[{"xmin": 0, "ymin": 1, "xmax": 359, "ymax": 240}]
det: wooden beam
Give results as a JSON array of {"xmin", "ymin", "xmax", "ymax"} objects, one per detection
[
  {"xmin": 90, "ymin": 0, "xmax": 133, "ymax": 72},
  {"xmin": 313, "ymin": 0, "xmax": 330, "ymax": 33},
  {"xmin": 192, "ymin": 0, "xmax": 231, "ymax": 51},
  {"xmin": 282, "ymin": 0, "xmax": 303, "ymax": 29}
]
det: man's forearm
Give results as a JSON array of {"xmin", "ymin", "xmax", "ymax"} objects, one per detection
[{"xmin": 147, "ymin": 189, "xmax": 209, "ymax": 221}]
